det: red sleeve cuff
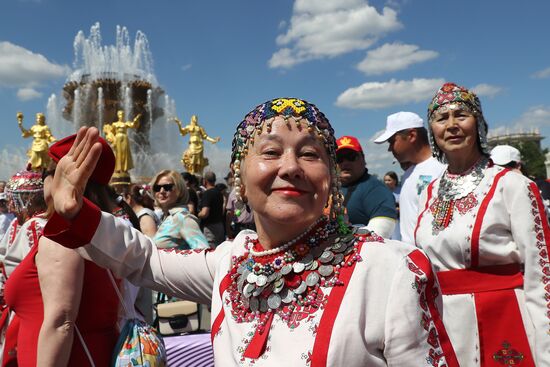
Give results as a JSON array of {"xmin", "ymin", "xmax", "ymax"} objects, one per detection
[{"xmin": 43, "ymin": 198, "xmax": 101, "ymax": 249}]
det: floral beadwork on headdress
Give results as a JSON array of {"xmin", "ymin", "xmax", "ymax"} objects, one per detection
[
  {"xmin": 6, "ymin": 170, "xmax": 44, "ymax": 212},
  {"xmin": 426, "ymin": 83, "xmax": 489, "ymax": 163},
  {"xmin": 230, "ymin": 98, "xmax": 346, "ymax": 229}
]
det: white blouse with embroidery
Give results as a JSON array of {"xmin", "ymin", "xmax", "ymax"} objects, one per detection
[
  {"xmin": 415, "ymin": 164, "xmax": 550, "ymax": 366},
  {"xmin": 61, "ymin": 207, "xmax": 455, "ymax": 366}
]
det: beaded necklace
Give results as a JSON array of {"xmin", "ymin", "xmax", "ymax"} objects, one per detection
[{"xmin": 432, "ymin": 156, "xmax": 489, "ymax": 230}]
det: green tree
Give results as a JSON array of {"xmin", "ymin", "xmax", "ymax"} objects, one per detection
[{"xmin": 509, "ymin": 141, "xmax": 548, "ymax": 179}]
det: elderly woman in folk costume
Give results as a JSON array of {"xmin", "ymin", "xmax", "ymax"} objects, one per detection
[
  {"xmin": 42, "ymin": 98, "xmax": 458, "ymax": 366},
  {"xmin": 414, "ymin": 82, "xmax": 550, "ymax": 366}
]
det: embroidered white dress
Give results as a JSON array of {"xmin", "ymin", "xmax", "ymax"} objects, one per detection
[
  {"xmin": 44, "ymin": 201, "xmax": 458, "ymax": 367},
  {"xmin": 415, "ymin": 164, "xmax": 550, "ymax": 366}
]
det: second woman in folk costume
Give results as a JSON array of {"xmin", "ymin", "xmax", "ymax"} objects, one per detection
[
  {"xmin": 43, "ymin": 98, "xmax": 457, "ymax": 366},
  {"xmin": 415, "ymin": 82, "xmax": 550, "ymax": 366}
]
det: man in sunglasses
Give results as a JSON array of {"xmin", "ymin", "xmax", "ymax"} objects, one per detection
[
  {"xmin": 374, "ymin": 111, "xmax": 445, "ymax": 245},
  {"xmin": 336, "ymin": 136, "xmax": 397, "ymax": 238}
]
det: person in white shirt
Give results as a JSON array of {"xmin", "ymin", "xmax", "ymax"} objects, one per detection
[{"xmin": 374, "ymin": 111, "xmax": 445, "ymax": 245}]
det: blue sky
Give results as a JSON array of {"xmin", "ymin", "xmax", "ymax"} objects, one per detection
[{"xmin": 1, "ymin": 0, "xmax": 550, "ymax": 180}]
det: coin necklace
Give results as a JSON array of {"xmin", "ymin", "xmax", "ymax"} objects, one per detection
[
  {"xmin": 432, "ymin": 156, "xmax": 489, "ymax": 231},
  {"xmin": 226, "ymin": 218, "xmax": 368, "ymax": 335}
]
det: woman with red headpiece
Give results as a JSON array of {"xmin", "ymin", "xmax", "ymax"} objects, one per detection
[
  {"xmin": 2, "ymin": 136, "xmax": 121, "ymax": 366},
  {"xmin": 42, "ymin": 98, "xmax": 459, "ymax": 366},
  {"xmin": 0, "ymin": 170, "xmax": 46, "ymax": 365},
  {"xmin": 414, "ymin": 82, "xmax": 550, "ymax": 366}
]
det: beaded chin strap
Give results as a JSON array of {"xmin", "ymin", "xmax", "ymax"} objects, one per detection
[
  {"xmin": 427, "ymin": 82, "xmax": 489, "ymax": 163},
  {"xmin": 230, "ymin": 97, "xmax": 348, "ymax": 234}
]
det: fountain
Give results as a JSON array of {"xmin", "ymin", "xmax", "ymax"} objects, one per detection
[
  {"xmin": 51, "ymin": 23, "xmax": 184, "ymax": 184},
  {"xmin": 62, "ymin": 23, "xmax": 164, "ymax": 155},
  {"xmin": 1, "ymin": 23, "xmax": 227, "ymax": 183}
]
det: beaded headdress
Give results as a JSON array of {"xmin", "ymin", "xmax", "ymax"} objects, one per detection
[
  {"xmin": 230, "ymin": 98, "xmax": 345, "ymax": 227},
  {"xmin": 427, "ymin": 82, "xmax": 489, "ymax": 163},
  {"xmin": 6, "ymin": 170, "xmax": 43, "ymax": 212}
]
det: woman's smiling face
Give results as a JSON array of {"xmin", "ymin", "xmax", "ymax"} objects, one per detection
[{"xmin": 241, "ymin": 116, "xmax": 331, "ymax": 229}]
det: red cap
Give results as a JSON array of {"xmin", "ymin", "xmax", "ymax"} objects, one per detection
[
  {"xmin": 48, "ymin": 134, "xmax": 115, "ymax": 185},
  {"xmin": 336, "ymin": 135, "xmax": 363, "ymax": 153}
]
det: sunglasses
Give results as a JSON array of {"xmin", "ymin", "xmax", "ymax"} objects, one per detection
[
  {"xmin": 336, "ymin": 151, "xmax": 360, "ymax": 164},
  {"xmin": 153, "ymin": 183, "xmax": 175, "ymax": 193}
]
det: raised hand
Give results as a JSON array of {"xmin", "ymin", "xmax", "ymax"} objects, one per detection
[{"xmin": 51, "ymin": 127, "xmax": 102, "ymax": 220}]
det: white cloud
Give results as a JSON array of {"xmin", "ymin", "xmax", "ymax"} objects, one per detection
[
  {"xmin": 269, "ymin": 0, "xmax": 402, "ymax": 68},
  {"xmin": 532, "ymin": 67, "xmax": 550, "ymax": 79},
  {"xmin": 181, "ymin": 64, "xmax": 192, "ymax": 71},
  {"xmin": 0, "ymin": 42, "xmax": 69, "ymax": 88},
  {"xmin": 513, "ymin": 105, "xmax": 550, "ymax": 127},
  {"xmin": 16, "ymin": 87, "xmax": 43, "ymax": 101},
  {"xmin": 471, "ymin": 83, "xmax": 503, "ymax": 98},
  {"xmin": 335, "ymin": 78, "xmax": 444, "ymax": 109},
  {"xmin": 357, "ymin": 43, "xmax": 438, "ymax": 75}
]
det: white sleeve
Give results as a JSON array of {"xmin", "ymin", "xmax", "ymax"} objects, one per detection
[
  {"xmin": 505, "ymin": 176, "xmax": 550, "ymax": 366},
  {"xmin": 384, "ymin": 249, "xmax": 457, "ymax": 367},
  {"xmin": 77, "ymin": 212, "xmax": 228, "ymax": 304},
  {"xmin": 365, "ymin": 217, "xmax": 396, "ymax": 239}
]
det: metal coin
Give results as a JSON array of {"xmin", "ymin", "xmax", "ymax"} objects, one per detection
[
  {"xmin": 310, "ymin": 260, "xmax": 319, "ymax": 271},
  {"xmin": 319, "ymin": 251, "xmax": 334, "ymax": 263},
  {"xmin": 301, "ymin": 254, "xmax": 314, "ymax": 265},
  {"xmin": 333, "ymin": 253, "xmax": 345, "ymax": 265},
  {"xmin": 281, "ymin": 264, "xmax": 293, "ymax": 275},
  {"xmin": 243, "ymin": 283, "xmax": 255, "ymax": 298},
  {"xmin": 333, "ymin": 243, "xmax": 348, "ymax": 253},
  {"xmin": 331, "ymin": 242, "xmax": 343, "ymax": 251},
  {"xmin": 355, "ymin": 227, "xmax": 370, "ymax": 235},
  {"xmin": 318, "ymin": 264, "xmax": 334, "ymax": 277},
  {"xmin": 247, "ymin": 272, "xmax": 258, "ymax": 284},
  {"xmin": 252, "ymin": 285, "xmax": 266, "ymax": 297},
  {"xmin": 256, "ymin": 274, "xmax": 268, "ymax": 287},
  {"xmin": 345, "ymin": 245, "xmax": 354, "ymax": 255},
  {"xmin": 267, "ymin": 293, "xmax": 282, "ymax": 309},
  {"xmin": 293, "ymin": 262, "xmax": 305, "ymax": 273},
  {"xmin": 249, "ymin": 297, "xmax": 259, "ymax": 312},
  {"xmin": 294, "ymin": 281, "xmax": 307, "ymax": 295},
  {"xmin": 281, "ymin": 289, "xmax": 295, "ymax": 303},
  {"xmin": 260, "ymin": 298, "xmax": 268, "ymax": 312},
  {"xmin": 238, "ymin": 276, "xmax": 245, "ymax": 293},
  {"xmin": 306, "ymin": 272, "xmax": 320, "ymax": 287},
  {"xmin": 273, "ymin": 280, "xmax": 285, "ymax": 294},
  {"xmin": 242, "ymin": 268, "xmax": 251, "ymax": 280},
  {"xmin": 310, "ymin": 246, "xmax": 324, "ymax": 258},
  {"xmin": 267, "ymin": 272, "xmax": 278, "ymax": 283}
]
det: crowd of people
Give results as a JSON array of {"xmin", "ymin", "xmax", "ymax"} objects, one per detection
[{"xmin": 0, "ymin": 84, "xmax": 548, "ymax": 366}]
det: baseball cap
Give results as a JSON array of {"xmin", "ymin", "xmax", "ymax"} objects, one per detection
[
  {"xmin": 490, "ymin": 145, "xmax": 521, "ymax": 166},
  {"xmin": 336, "ymin": 136, "xmax": 363, "ymax": 153},
  {"xmin": 374, "ymin": 112, "xmax": 424, "ymax": 144}
]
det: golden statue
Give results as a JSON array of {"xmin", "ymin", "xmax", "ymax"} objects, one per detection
[
  {"xmin": 172, "ymin": 115, "xmax": 220, "ymax": 175},
  {"xmin": 103, "ymin": 110, "xmax": 141, "ymax": 174},
  {"xmin": 17, "ymin": 112, "xmax": 56, "ymax": 171}
]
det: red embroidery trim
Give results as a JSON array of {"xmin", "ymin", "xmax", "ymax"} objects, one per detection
[
  {"xmin": 408, "ymin": 250, "xmax": 459, "ymax": 367},
  {"xmin": 309, "ymin": 241, "xmax": 364, "ymax": 367},
  {"xmin": 528, "ymin": 181, "xmax": 550, "ymax": 326},
  {"xmin": 415, "ymin": 181, "xmax": 435, "ymax": 244}
]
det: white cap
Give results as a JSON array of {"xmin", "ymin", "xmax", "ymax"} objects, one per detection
[
  {"xmin": 374, "ymin": 111, "xmax": 424, "ymax": 143},
  {"xmin": 490, "ymin": 145, "xmax": 522, "ymax": 166}
]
